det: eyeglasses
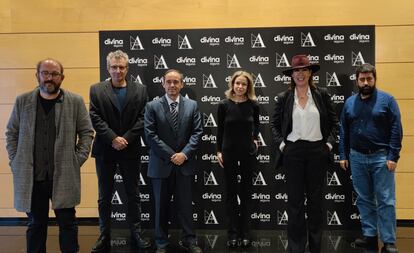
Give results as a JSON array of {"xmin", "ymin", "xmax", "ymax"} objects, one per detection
[
  {"xmin": 39, "ymin": 71, "xmax": 63, "ymax": 78},
  {"xmin": 110, "ymin": 65, "xmax": 127, "ymax": 71}
]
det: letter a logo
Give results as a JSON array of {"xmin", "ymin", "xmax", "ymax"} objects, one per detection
[
  {"xmin": 130, "ymin": 74, "xmax": 143, "ymax": 85},
  {"xmin": 326, "ymin": 72, "xmax": 341, "ymax": 87},
  {"xmin": 276, "ymin": 53, "xmax": 291, "ymax": 68},
  {"xmin": 227, "ymin": 54, "xmax": 241, "ymax": 68},
  {"xmin": 277, "ymin": 210, "xmax": 288, "ymax": 225},
  {"xmin": 202, "ymin": 74, "xmax": 217, "ymax": 88},
  {"xmin": 351, "ymin": 51, "xmax": 365, "ymax": 66},
  {"xmin": 301, "ymin": 32, "xmax": 316, "ymax": 47},
  {"xmin": 204, "ymin": 210, "xmax": 219, "ymax": 224},
  {"xmin": 204, "ymin": 171, "xmax": 219, "ymax": 185},
  {"xmin": 154, "ymin": 55, "xmax": 168, "ymax": 69},
  {"xmin": 203, "ymin": 113, "xmax": 217, "ymax": 127},
  {"xmin": 327, "ymin": 211, "xmax": 342, "ymax": 225},
  {"xmin": 252, "ymin": 73, "xmax": 266, "ymax": 88},
  {"xmin": 178, "ymin": 35, "xmax": 193, "ymax": 49},
  {"xmin": 130, "ymin": 35, "xmax": 144, "ymax": 50},
  {"xmin": 327, "ymin": 171, "xmax": 342, "ymax": 186},
  {"xmin": 111, "ymin": 191, "xmax": 123, "ymax": 205},
  {"xmin": 252, "ymin": 171, "xmax": 267, "ymax": 186},
  {"xmin": 251, "ymin": 33, "xmax": 266, "ymax": 48}
]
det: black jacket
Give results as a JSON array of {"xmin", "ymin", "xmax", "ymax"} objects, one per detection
[
  {"xmin": 271, "ymin": 87, "xmax": 339, "ymax": 168},
  {"xmin": 89, "ymin": 80, "xmax": 148, "ymax": 160}
]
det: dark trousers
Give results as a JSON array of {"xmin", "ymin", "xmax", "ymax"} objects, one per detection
[
  {"xmin": 26, "ymin": 180, "xmax": 78, "ymax": 253},
  {"xmin": 283, "ymin": 140, "xmax": 329, "ymax": 253},
  {"xmin": 95, "ymin": 157, "xmax": 142, "ymax": 235},
  {"xmin": 222, "ymin": 152, "xmax": 256, "ymax": 239},
  {"xmin": 152, "ymin": 169, "xmax": 195, "ymax": 248}
]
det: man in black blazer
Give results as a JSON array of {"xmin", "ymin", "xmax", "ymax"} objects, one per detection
[
  {"xmin": 144, "ymin": 69, "xmax": 203, "ymax": 253},
  {"xmin": 89, "ymin": 50, "xmax": 150, "ymax": 252}
]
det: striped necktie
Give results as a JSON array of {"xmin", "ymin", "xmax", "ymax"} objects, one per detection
[{"xmin": 170, "ymin": 102, "xmax": 178, "ymax": 130}]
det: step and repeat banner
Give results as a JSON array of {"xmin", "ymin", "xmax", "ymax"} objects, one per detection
[{"xmin": 99, "ymin": 25, "xmax": 375, "ymax": 230}]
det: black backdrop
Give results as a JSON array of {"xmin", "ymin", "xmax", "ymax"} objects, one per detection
[{"xmin": 98, "ymin": 25, "xmax": 375, "ymax": 230}]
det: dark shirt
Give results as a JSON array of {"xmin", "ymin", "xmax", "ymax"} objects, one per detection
[
  {"xmin": 339, "ymin": 89, "xmax": 403, "ymax": 162},
  {"xmin": 217, "ymin": 98, "xmax": 260, "ymax": 157},
  {"xmin": 112, "ymin": 86, "xmax": 127, "ymax": 110},
  {"xmin": 34, "ymin": 92, "xmax": 62, "ymax": 181}
]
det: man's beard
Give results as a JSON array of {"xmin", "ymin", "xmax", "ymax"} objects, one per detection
[
  {"xmin": 40, "ymin": 80, "xmax": 61, "ymax": 94},
  {"xmin": 358, "ymin": 84, "xmax": 375, "ymax": 96}
]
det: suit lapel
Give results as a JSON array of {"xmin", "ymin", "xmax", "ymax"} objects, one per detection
[
  {"xmin": 103, "ymin": 80, "xmax": 121, "ymax": 112},
  {"xmin": 121, "ymin": 81, "xmax": 134, "ymax": 111}
]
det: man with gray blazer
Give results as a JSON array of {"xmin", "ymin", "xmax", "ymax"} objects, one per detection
[
  {"xmin": 89, "ymin": 50, "xmax": 150, "ymax": 252},
  {"xmin": 5, "ymin": 58, "xmax": 94, "ymax": 253},
  {"xmin": 144, "ymin": 69, "xmax": 203, "ymax": 253}
]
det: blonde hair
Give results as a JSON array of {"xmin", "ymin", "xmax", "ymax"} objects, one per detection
[{"xmin": 225, "ymin": 71, "xmax": 256, "ymax": 101}]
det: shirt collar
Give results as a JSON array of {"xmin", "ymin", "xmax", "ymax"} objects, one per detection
[{"xmin": 165, "ymin": 94, "xmax": 180, "ymax": 105}]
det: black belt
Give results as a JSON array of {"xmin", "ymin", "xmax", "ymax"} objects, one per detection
[{"xmin": 353, "ymin": 148, "xmax": 386, "ymax": 154}]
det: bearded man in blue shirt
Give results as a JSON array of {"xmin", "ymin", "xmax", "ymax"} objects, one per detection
[{"xmin": 339, "ymin": 63, "xmax": 402, "ymax": 253}]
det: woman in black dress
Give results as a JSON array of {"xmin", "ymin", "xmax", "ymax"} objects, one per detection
[{"xmin": 216, "ymin": 70, "xmax": 259, "ymax": 248}]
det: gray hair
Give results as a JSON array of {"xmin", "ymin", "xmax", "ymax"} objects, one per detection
[{"xmin": 106, "ymin": 50, "xmax": 129, "ymax": 69}]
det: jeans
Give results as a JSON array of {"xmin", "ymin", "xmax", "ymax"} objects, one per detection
[
  {"xmin": 27, "ymin": 181, "xmax": 78, "ymax": 253},
  {"xmin": 350, "ymin": 149, "xmax": 396, "ymax": 243}
]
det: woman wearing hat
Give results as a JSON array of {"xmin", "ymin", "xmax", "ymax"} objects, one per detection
[
  {"xmin": 217, "ymin": 70, "xmax": 259, "ymax": 248},
  {"xmin": 271, "ymin": 55, "xmax": 339, "ymax": 253}
]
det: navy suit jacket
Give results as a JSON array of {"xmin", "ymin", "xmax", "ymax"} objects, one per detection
[{"xmin": 144, "ymin": 95, "xmax": 203, "ymax": 178}]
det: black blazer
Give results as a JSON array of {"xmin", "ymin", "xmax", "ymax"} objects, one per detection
[
  {"xmin": 89, "ymin": 80, "xmax": 148, "ymax": 160},
  {"xmin": 270, "ymin": 87, "xmax": 339, "ymax": 168}
]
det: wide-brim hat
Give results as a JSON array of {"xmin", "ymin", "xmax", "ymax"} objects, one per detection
[{"xmin": 282, "ymin": 54, "xmax": 320, "ymax": 76}]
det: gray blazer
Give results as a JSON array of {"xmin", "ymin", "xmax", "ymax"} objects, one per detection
[
  {"xmin": 5, "ymin": 88, "xmax": 93, "ymax": 212},
  {"xmin": 144, "ymin": 95, "xmax": 203, "ymax": 178}
]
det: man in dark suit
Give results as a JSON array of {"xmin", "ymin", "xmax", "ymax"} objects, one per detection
[
  {"xmin": 89, "ymin": 50, "xmax": 150, "ymax": 252},
  {"xmin": 144, "ymin": 69, "xmax": 203, "ymax": 253}
]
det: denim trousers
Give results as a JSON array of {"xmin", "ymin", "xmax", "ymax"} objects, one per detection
[{"xmin": 349, "ymin": 149, "xmax": 396, "ymax": 243}]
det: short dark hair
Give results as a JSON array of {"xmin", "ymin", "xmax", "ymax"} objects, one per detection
[
  {"xmin": 356, "ymin": 63, "xmax": 376, "ymax": 80},
  {"xmin": 36, "ymin": 58, "xmax": 64, "ymax": 74},
  {"xmin": 164, "ymin": 69, "xmax": 184, "ymax": 83}
]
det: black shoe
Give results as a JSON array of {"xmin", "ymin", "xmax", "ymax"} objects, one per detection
[
  {"xmin": 130, "ymin": 232, "xmax": 151, "ymax": 249},
  {"xmin": 382, "ymin": 243, "xmax": 399, "ymax": 253},
  {"xmin": 240, "ymin": 238, "xmax": 251, "ymax": 248},
  {"xmin": 181, "ymin": 242, "xmax": 203, "ymax": 253},
  {"xmin": 227, "ymin": 238, "xmax": 238, "ymax": 248},
  {"xmin": 354, "ymin": 235, "xmax": 378, "ymax": 250},
  {"xmin": 91, "ymin": 234, "xmax": 111, "ymax": 253}
]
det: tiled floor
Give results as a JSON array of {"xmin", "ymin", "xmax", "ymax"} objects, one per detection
[{"xmin": 0, "ymin": 226, "xmax": 413, "ymax": 252}]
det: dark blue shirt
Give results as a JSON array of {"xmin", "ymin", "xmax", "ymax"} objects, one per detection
[
  {"xmin": 112, "ymin": 86, "xmax": 127, "ymax": 110},
  {"xmin": 339, "ymin": 89, "xmax": 402, "ymax": 162}
]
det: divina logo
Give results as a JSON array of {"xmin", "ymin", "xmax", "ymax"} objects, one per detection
[
  {"xmin": 226, "ymin": 54, "xmax": 241, "ymax": 68},
  {"xmin": 351, "ymin": 51, "xmax": 365, "ymax": 66},
  {"xmin": 225, "ymin": 36, "xmax": 244, "ymax": 45},
  {"xmin": 130, "ymin": 35, "xmax": 144, "ymax": 50},
  {"xmin": 275, "ymin": 173, "xmax": 286, "ymax": 181},
  {"xmin": 183, "ymin": 76, "xmax": 197, "ymax": 86},
  {"xmin": 202, "ymin": 193, "xmax": 222, "ymax": 202},
  {"xmin": 176, "ymin": 56, "xmax": 196, "ymax": 66},
  {"xmin": 152, "ymin": 76, "xmax": 163, "ymax": 84},
  {"xmin": 139, "ymin": 193, "xmax": 150, "ymax": 202},
  {"xmin": 130, "ymin": 75, "xmax": 143, "ymax": 85},
  {"xmin": 324, "ymin": 34, "xmax": 345, "ymax": 43},
  {"xmin": 204, "ymin": 210, "xmax": 219, "ymax": 224},
  {"xmin": 252, "ymin": 73, "xmax": 266, "ymax": 88},
  {"xmin": 324, "ymin": 54, "xmax": 345, "ymax": 64},
  {"xmin": 151, "ymin": 37, "xmax": 171, "ymax": 47},
  {"xmin": 331, "ymin": 94, "xmax": 345, "ymax": 104},
  {"xmin": 257, "ymin": 95, "xmax": 270, "ymax": 105},
  {"xmin": 200, "ymin": 36, "xmax": 220, "ymax": 46},
  {"xmin": 203, "ymin": 113, "xmax": 217, "ymax": 127},
  {"xmin": 129, "ymin": 57, "xmax": 148, "ymax": 67},
  {"xmin": 178, "ymin": 34, "xmax": 192, "ymax": 49},
  {"xmin": 259, "ymin": 115, "xmax": 270, "ymax": 124},
  {"xmin": 204, "ymin": 171, "xmax": 219, "ymax": 185},
  {"xmin": 202, "ymin": 154, "xmax": 218, "ymax": 163},
  {"xmin": 111, "ymin": 211, "xmax": 126, "ymax": 221},
  {"xmin": 154, "ymin": 55, "xmax": 168, "ymax": 69},
  {"xmin": 274, "ymin": 75, "xmax": 291, "ymax": 85},
  {"xmin": 307, "ymin": 55, "xmax": 320, "ymax": 64},
  {"xmin": 201, "ymin": 134, "xmax": 217, "ymax": 144},
  {"xmin": 249, "ymin": 55, "xmax": 269, "ymax": 65},
  {"xmin": 251, "ymin": 33, "xmax": 266, "ymax": 48},
  {"xmin": 202, "ymin": 74, "xmax": 217, "ymax": 88},
  {"xmin": 251, "ymin": 212, "xmax": 271, "ymax": 222},
  {"xmin": 350, "ymin": 33, "xmax": 370, "ymax": 43},
  {"xmin": 141, "ymin": 213, "xmax": 150, "ymax": 221},
  {"xmin": 325, "ymin": 193, "xmax": 345, "ymax": 203},
  {"xmin": 349, "ymin": 73, "xmax": 356, "ymax": 81},
  {"xmin": 256, "ymin": 154, "xmax": 270, "ymax": 164},
  {"xmin": 200, "ymin": 56, "xmax": 220, "ymax": 66},
  {"xmin": 273, "ymin": 35, "xmax": 294, "ymax": 45},
  {"xmin": 140, "ymin": 155, "xmax": 149, "ymax": 163},
  {"xmin": 114, "ymin": 173, "xmax": 123, "ymax": 183},
  {"xmin": 201, "ymin": 95, "xmax": 221, "ymax": 104},
  {"xmin": 350, "ymin": 213, "xmax": 361, "ymax": 220},
  {"xmin": 275, "ymin": 193, "xmax": 288, "ymax": 202},
  {"xmin": 104, "ymin": 38, "xmax": 123, "ymax": 48},
  {"xmin": 252, "ymin": 193, "xmax": 271, "ymax": 203}
]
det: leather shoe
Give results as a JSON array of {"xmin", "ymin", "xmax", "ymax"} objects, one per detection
[
  {"xmin": 130, "ymin": 232, "xmax": 151, "ymax": 249},
  {"xmin": 91, "ymin": 234, "xmax": 110, "ymax": 252},
  {"xmin": 354, "ymin": 235, "xmax": 378, "ymax": 250},
  {"xmin": 181, "ymin": 243, "xmax": 203, "ymax": 253},
  {"xmin": 382, "ymin": 243, "xmax": 399, "ymax": 253}
]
